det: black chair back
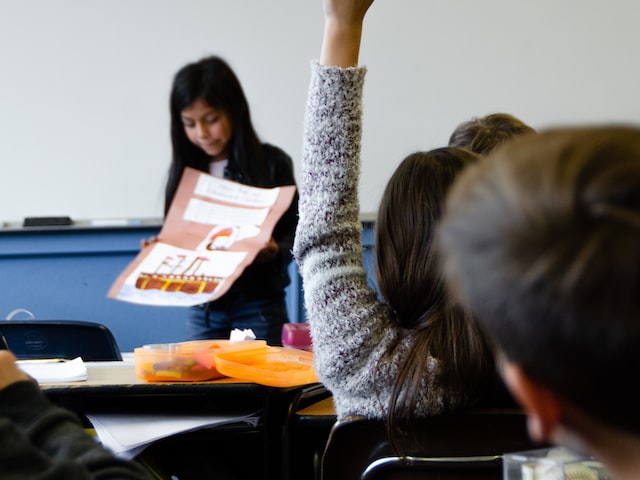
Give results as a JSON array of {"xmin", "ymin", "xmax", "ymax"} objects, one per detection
[
  {"xmin": 321, "ymin": 408, "xmax": 546, "ymax": 480},
  {"xmin": 0, "ymin": 320, "xmax": 122, "ymax": 361}
]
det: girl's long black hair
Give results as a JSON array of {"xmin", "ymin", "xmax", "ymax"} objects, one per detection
[{"xmin": 165, "ymin": 56, "xmax": 268, "ymax": 214}]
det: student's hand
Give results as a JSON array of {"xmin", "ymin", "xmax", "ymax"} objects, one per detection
[
  {"xmin": 141, "ymin": 236, "xmax": 158, "ymax": 249},
  {"xmin": 0, "ymin": 350, "xmax": 32, "ymax": 390},
  {"xmin": 320, "ymin": 0, "xmax": 375, "ymax": 67},
  {"xmin": 324, "ymin": 0, "xmax": 374, "ymax": 28},
  {"xmin": 255, "ymin": 237, "xmax": 279, "ymax": 262}
]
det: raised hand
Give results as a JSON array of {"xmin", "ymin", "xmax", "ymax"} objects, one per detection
[{"xmin": 320, "ymin": 0, "xmax": 375, "ymax": 67}]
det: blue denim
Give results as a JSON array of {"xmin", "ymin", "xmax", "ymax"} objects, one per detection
[{"xmin": 186, "ymin": 292, "xmax": 288, "ymax": 346}]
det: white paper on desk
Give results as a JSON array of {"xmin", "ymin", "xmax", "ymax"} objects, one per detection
[
  {"xmin": 16, "ymin": 357, "xmax": 87, "ymax": 383},
  {"xmin": 86, "ymin": 412, "xmax": 260, "ymax": 460}
]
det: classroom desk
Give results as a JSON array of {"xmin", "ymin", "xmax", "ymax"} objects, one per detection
[
  {"xmin": 41, "ymin": 361, "xmax": 320, "ymax": 480},
  {"xmin": 296, "ymin": 395, "xmax": 336, "ymax": 417},
  {"xmin": 285, "ymin": 391, "xmax": 337, "ymax": 479}
]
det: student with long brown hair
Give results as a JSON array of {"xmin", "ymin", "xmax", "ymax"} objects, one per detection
[{"xmin": 293, "ymin": 0, "xmax": 500, "ymax": 440}]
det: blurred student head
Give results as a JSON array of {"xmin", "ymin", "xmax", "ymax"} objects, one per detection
[
  {"xmin": 438, "ymin": 126, "xmax": 640, "ymax": 480},
  {"xmin": 166, "ymin": 55, "xmax": 264, "ymax": 213},
  {"xmin": 448, "ymin": 113, "xmax": 535, "ymax": 155}
]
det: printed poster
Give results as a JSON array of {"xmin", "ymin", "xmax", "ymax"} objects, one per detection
[{"xmin": 108, "ymin": 167, "xmax": 296, "ymax": 307}]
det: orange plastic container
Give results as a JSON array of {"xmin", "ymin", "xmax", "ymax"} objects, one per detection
[
  {"xmin": 134, "ymin": 339, "xmax": 266, "ymax": 382},
  {"xmin": 213, "ymin": 346, "xmax": 318, "ymax": 387}
]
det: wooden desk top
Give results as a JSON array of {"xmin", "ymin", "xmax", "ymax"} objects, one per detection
[
  {"xmin": 38, "ymin": 361, "xmax": 250, "ymax": 390},
  {"xmin": 39, "ymin": 360, "xmax": 321, "ymax": 437},
  {"xmin": 297, "ymin": 396, "xmax": 336, "ymax": 417}
]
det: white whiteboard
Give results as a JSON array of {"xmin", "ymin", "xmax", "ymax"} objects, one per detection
[{"xmin": 1, "ymin": 0, "xmax": 638, "ymax": 223}]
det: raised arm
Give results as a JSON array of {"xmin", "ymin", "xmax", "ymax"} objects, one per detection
[
  {"xmin": 320, "ymin": 0, "xmax": 374, "ymax": 67},
  {"xmin": 294, "ymin": 0, "xmax": 405, "ymax": 420}
]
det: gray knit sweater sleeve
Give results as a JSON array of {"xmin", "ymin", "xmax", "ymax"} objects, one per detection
[{"xmin": 294, "ymin": 62, "xmax": 446, "ymax": 420}]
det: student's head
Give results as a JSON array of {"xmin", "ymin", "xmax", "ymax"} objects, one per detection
[
  {"xmin": 375, "ymin": 147, "xmax": 496, "ymax": 429},
  {"xmin": 376, "ymin": 148, "xmax": 477, "ymax": 322},
  {"xmin": 448, "ymin": 113, "xmax": 535, "ymax": 155},
  {"xmin": 438, "ymin": 126, "xmax": 640, "ymax": 460},
  {"xmin": 166, "ymin": 55, "xmax": 264, "ymax": 212}
]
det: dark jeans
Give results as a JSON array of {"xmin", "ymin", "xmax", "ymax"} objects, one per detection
[{"xmin": 186, "ymin": 292, "xmax": 288, "ymax": 346}]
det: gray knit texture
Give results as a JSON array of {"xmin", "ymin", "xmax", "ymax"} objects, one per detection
[{"xmin": 293, "ymin": 62, "xmax": 461, "ymax": 420}]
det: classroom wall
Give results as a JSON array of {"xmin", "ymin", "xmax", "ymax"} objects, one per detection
[
  {"xmin": 1, "ymin": 0, "xmax": 638, "ymax": 224},
  {"xmin": 0, "ymin": 222, "xmax": 376, "ymax": 351}
]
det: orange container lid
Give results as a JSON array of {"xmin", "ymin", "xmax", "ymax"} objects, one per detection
[{"xmin": 213, "ymin": 346, "xmax": 318, "ymax": 388}]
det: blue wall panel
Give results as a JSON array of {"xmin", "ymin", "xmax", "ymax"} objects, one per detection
[{"xmin": 0, "ymin": 222, "xmax": 373, "ymax": 352}]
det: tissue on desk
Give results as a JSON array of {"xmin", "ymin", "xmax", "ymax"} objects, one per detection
[{"xmin": 229, "ymin": 328, "xmax": 256, "ymax": 342}]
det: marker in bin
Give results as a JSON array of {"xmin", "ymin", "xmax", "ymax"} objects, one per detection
[{"xmin": 0, "ymin": 331, "xmax": 8, "ymax": 350}]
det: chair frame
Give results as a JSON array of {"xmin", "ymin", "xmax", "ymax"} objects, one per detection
[
  {"xmin": 0, "ymin": 319, "xmax": 122, "ymax": 361},
  {"xmin": 361, "ymin": 454, "xmax": 504, "ymax": 480},
  {"xmin": 321, "ymin": 408, "xmax": 546, "ymax": 480}
]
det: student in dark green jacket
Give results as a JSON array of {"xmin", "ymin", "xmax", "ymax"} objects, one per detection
[{"xmin": 0, "ymin": 350, "xmax": 153, "ymax": 480}]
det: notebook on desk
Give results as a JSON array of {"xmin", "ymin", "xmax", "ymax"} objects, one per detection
[
  {"xmin": 16, "ymin": 357, "xmax": 88, "ymax": 383},
  {"xmin": 86, "ymin": 411, "xmax": 261, "ymax": 459}
]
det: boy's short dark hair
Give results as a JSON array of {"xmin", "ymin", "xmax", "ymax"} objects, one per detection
[
  {"xmin": 438, "ymin": 126, "xmax": 640, "ymax": 435},
  {"xmin": 448, "ymin": 113, "xmax": 535, "ymax": 155}
]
